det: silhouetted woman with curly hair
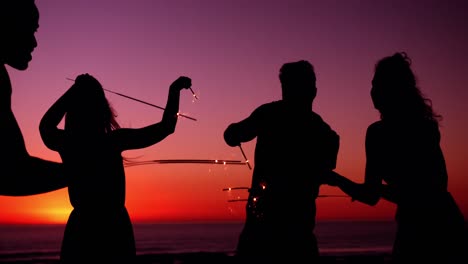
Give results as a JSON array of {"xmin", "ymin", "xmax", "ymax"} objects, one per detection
[{"xmin": 326, "ymin": 52, "xmax": 466, "ymax": 263}]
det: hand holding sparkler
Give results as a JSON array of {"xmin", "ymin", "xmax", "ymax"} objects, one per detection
[
  {"xmin": 239, "ymin": 144, "xmax": 252, "ymax": 170},
  {"xmin": 170, "ymin": 76, "xmax": 192, "ymax": 92}
]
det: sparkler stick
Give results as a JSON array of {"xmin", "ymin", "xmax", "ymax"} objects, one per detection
[
  {"xmin": 222, "ymin": 187, "xmax": 249, "ymax": 191},
  {"xmin": 124, "ymin": 159, "xmax": 248, "ymax": 167},
  {"xmin": 238, "ymin": 144, "xmax": 252, "ymax": 170},
  {"xmin": 189, "ymin": 87, "xmax": 198, "ymax": 100},
  {"xmin": 66, "ymin": 78, "xmax": 197, "ymax": 121},
  {"xmin": 226, "ymin": 194, "xmax": 349, "ymax": 202}
]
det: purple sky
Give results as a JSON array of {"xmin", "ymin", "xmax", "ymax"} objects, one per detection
[{"xmin": 2, "ymin": 0, "xmax": 467, "ymax": 223}]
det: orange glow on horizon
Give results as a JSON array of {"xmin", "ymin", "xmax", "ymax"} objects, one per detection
[{"xmin": 1, "ymin": 0, "xmax": 468, "ymax": 226}]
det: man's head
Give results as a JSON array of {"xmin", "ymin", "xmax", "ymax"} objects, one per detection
[
  {"xmin": 0, "ymin": 0, "xmax": 39, "ymax": 70},
  {"xmin": 279, "ymin": 60, "xmax": 317, "ymax": 104}
]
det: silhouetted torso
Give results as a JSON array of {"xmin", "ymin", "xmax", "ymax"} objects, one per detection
[
  {"xmin": 366, "ymin": 118, "xmax": 466, "ymax": 262},
  {"xmin": 367, "ymin": 119, "xmax": 448, "ymax": 199},
  {"xmin": 61, "ymin": 134, "xmax": 126, "ymax": 210},
  {"xmin": 226, "ymin": 100, "xmax": 339, "ymax": 262},
  {"xmin": 58, "ymin": 132, "xmax": 135, "ymax": 264},
  {"xmin": 249, "ymin": 101, "xmax": 337, "ymax": 222}
]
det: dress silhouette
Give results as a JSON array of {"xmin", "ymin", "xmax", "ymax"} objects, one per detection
[
  {"xmin": 325, "ymin": 52, "xmax": 467, "ymax": 263},
  {"xmin": 0, "ymin": 0, "xmax": 66, "ymax": 195},
  {"xmin": 224, "ymin": 60, "xmax": 339, "ymax": 263},
  {"xmin": 40, "ymin": 73, "xmax": 192, "ymax": 263}
]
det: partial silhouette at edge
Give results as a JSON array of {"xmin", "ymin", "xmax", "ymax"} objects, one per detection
[
  {"xmin": 0, "ymin": 0, "xmax": 66, "ymax": 196},
  {"xmin": 324, "ymin": 52, "xmax": 467, "ymax": 264}
]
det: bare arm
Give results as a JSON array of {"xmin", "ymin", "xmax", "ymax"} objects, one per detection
[
  {"xmin": 39, "ymin": 85, "xmax": 75, "ymax": 151},
  {"xmin": 324, "ymin": 124, "xmax": 383, "ymax": 206},
  {"xmin": 113, "ymin": 76, "xmax": 191, "ymax": 151},
  {"xmin": 224, "ymin": 106, "xmax": 263, "ymax": 147}
]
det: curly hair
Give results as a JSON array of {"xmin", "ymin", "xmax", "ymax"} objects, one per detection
[{"xmin": 371, "ymin": 52, "xmax": 442, "ymax": 124}]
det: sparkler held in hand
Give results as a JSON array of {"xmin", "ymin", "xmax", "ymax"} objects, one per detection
[
  {"xmin": 189, "ymin": 87, "xmax": 198, "ymax": 100},
  {"xmin": 239, "ymin": 144, "xmax": 252, "ymax": 170},
  {"xmin": 66, "ymin": 78, "xmax": 197, "ymax": 121}
]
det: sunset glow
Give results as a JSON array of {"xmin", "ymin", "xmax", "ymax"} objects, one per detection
[{"xmin": 1, "ymin": 0, "xmax": 467, "ymax": 225}]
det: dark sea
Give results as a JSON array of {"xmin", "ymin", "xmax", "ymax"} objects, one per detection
[{"xmin": 0, "ymin": 220, "xmax": 396, "ymax": 263}]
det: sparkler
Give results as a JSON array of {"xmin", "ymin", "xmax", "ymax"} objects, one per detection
[
  {"xmin": 189, "ymin": 87, "xmax": 199, "ymax": 100},
  {"xmin": 226, "ymin": 194, "xmax": 349, "ymax": 202},
  {"xmin": 66, "ymin": 78, "xmax": 197, "ymax": 121},
  {"xmin": 124, "ymin": 159, "xmax": 248, "ymax": 167},
  {"xmin": 222, "ymin": 187, "xmax": 249, "ymax": 191},
  {"xmin": 238, "ymin": 144, "xmax": 252, "ymax": 170},
  {"xmin": 223, "ymin": 186, "xmax": 348, "ymax": 202}
]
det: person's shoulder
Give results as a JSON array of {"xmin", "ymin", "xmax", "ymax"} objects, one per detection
[
  {"xmin": 311, "ymin": 111, "xmax": 339, "ymax": 136},
  {"xmin": 262, "ymin": 100, "xmax": 282, "ymax": 108},
  {"xmin": 311, "ymin": 111, "xmax": 332, "ymax": 126},
  {"xmin": 364, "ymin": 121, "xmax": 386, "ymax": 141},
  {"xmin": 419, "ymin": 119, "xmax": 441, "ymax": 142},
  {"xmin": 367, "ymin": 120, "xmax": 384, "ymax": 133},
  {"xmin": 253, "ymin": 100, "xmax": 281, "ymax": 113}
]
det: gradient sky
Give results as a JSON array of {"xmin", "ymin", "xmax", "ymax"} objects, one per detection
[{"xmin": 1, "ymin": 0, "xmax": 467, "ymax": 224}]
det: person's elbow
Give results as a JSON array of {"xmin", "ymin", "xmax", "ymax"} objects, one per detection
[
  {"xmin": 38, "ymin": 122, "xmax": 49, "ymax": 143},
  {"xmin": 161, "ymin": 125, "xmax": 176, "ymax": 138},
  {"xmin": 363, "ymin": 195, "xmax": 380, "ymax": 206},
  {"xmin": 357, "ymin": 189, "xmax": 381, "ymax": 206},
  {"xmin": 160, "ymin": 118, "xmax": 177, "ymax": 135},
  {"xmin": 223, "ymin": 127, "xmax": 240, "ymax": 147}
]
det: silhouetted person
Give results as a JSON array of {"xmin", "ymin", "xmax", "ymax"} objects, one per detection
[
  {"xmin": 224, "ymin": 60, "xmax": 339, "ymax": 263},
  {"xmin": 40, "ymin": 73, "xmax": 192, "ymax": 263},
  {"xmin": 325, "ymin": 52, "xmax": 467, "ymax": 263},
  {"xmin": 0, "ymin": 0, "xmax": 66, "ymax": 195}
]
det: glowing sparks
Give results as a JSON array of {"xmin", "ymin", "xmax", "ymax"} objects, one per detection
[
  {"xmin": 222, "ymin": 187, "xmax": 249, "ymax": 192},
  {"xmin": 189, "ymin": 87, "xmax": 199, "ymax": 101}
]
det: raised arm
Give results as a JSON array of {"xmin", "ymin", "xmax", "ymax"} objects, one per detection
[
  {"xmin": 113, "ymin": 76, "xmax": 191, "ymax": 151},
  {"xmin": 39, "ymin": 85, "xmax": 75, "ymax": 151},
  {"xmin": 223, "ymin": 105, "xmax": 264, "ymax": 147}
]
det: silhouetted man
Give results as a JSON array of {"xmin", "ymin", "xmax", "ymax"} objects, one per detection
[
  {"xmin": 224, "ymin": 60, "xmax": 339, "ymax": 263},
  {"xmin": 0, "ymin": 0, "xmax": 66, "ymax": 195}
]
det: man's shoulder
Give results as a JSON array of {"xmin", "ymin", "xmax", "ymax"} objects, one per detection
[
  {"xmin": 253, "ymin": 100, "xmax": 282, "ymax": 113},
  {"xmin": 310, "ymin": 111, "xmax": 334, "ymax": 129},
  {"xmin": 367, "ymin": 120, "xmax": 384, "ymax": 131}
]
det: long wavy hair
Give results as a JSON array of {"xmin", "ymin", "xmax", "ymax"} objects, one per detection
[
  {"xmin": 64, "ymin": 75, "xmax": 120, "ymax": 135},
  {"xmin": 370, "ymin": 52, "xmax": 442, "ymax": 124}
]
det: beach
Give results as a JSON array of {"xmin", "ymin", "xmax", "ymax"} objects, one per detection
[{"xmin": 0, "ymin": 252, "xmax": 392, "ymax": 264}]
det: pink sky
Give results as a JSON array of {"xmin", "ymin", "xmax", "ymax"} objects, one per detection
[{"xmin": 1, "ymin": 0, "xmax": 467, "ymax": 224}]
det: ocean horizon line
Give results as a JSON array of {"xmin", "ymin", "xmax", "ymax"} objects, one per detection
[
  {"xmin": 0, "ymin": 220, "xmax": 400, "ymax": 263},
  {"xmin": 0, "ymin": 218, "xmax": 396, "ymax": 226}
]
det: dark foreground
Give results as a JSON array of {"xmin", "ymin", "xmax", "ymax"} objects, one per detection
[{"xmin": 0, "ymin": 252, "xmax": 392, "ymax": 264}]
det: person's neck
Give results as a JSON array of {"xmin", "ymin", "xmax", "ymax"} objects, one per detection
[{"xmin": 283, "ymin": 100, "xmax": 312, "ymax": 113}]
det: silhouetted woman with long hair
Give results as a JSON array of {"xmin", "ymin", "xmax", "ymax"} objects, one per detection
[
  {"xmin": 326, "ymin": 52, "xmax": 466, "ymax": 263},
  {"xmin": 40, "ymin": 73, "xmax": 191, "ymax": 263}
]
